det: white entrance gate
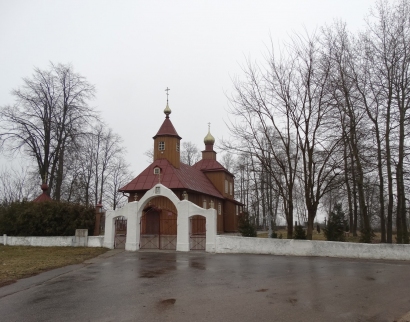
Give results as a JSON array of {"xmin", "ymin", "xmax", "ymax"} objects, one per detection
[{"xmin": 103, "ymin": 184, "xmax": 217, "ymax": 252}]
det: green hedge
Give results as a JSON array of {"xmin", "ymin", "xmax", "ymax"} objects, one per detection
[{"xmin": 0, "ymin": 201, "xmax": 95, "ymax": 236}]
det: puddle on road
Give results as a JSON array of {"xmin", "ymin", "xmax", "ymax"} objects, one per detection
[
  {"xmin": 189, "ymin": 261, "xmax": 206, "ymax": 270},
  {"xmin": 139, "ymin": 266, "xmax": 176, "ymax": 278},
  {"xmin": 29, "ymin": 295, "xmax": 51, "ymax": 304},
  {"xmin": 160, "ymin": 298, "xmax": 176, "ymax": 305},
  {"xmin": 156, "ymin": 298, "xmax": 176, "ymax": 310},
  {"xmin": 287, "ymin": 298, "xmax": 298, "ymax": 306}
]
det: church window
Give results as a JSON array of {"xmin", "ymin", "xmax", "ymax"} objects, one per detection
[
  {"xmin": 218, "ymin": 203, "xmax": 221, "ymax": 215},
  {"xmin": 229, "ymin": 182, "xmax": 233, "ymax": 195},
  {"xmin": 159, "ymin": 141, "xmax": 165, "ymax": 151},
  {"xmin": 176, "ymin": 143, "xmax": 180, "ymax": 152},
  {"xmin": 203, "ymin": 200, "xmax": 207, "ymax": 209},
  {"xmin": 210, "ymin": 200, "xmax": 214, "ymax": 208},
  {"xmin": 153, "ymin": 167, "xmax": 160, "ymax": 175},
  {"xmin": 236, "ymin": 205, "xmax": 239, "ymax": 216},
  {"xmin": 225, "ymin": 179, "xmax": 228, "ymax": 193}
]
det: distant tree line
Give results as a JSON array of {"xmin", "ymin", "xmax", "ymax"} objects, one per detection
[
  {"xmin": 0, "ymin": 63, "xmax": 132, "ymax": 210},
  {"xmin": 223, "ymin": 0, "xmax": 410, "ymax": 243}
]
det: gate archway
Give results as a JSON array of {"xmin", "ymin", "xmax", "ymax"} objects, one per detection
[
  {"xmin": 140, "ymin": 205, "xmax": 177, "ymax": 250},
  {"xmin": 104, "ymin": 184, "xmax": 217, "ymax": 252}
]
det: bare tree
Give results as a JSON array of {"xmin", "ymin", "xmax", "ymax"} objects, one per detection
[
  {"xmin": 143, "ymin": 148, "xmax": 154, "ymax": 163},
  {"xmin": 105, "ymin": 156, "xmax": 133, "ymax": 210},
  {"xmin": 287, "ymin": 32, "xmax": 345, "ymax": 239},
  {"xmin": 220, "ymin": 153, "xmax": 236, "ymax": 173},
  {"xmin": 0, "ymin": 63, "xmax": 96, "ymax": 200},
  {"xmin": 0, "ymin": 165, "xmax": 37, "ymax": 204},
  {"xmin": 225, "ymin": 54, "xmax": 299, "ymax": 238},
  {"xmin": 181, "ymin": 141, "xmax": 200, "ymax": 165}
]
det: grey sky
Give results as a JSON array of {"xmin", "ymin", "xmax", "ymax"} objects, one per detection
[{"xmin": 0, "ymin": 0, "xmax": 376, "ymax": 174}]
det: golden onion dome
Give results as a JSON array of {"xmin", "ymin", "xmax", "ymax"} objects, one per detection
[
  {"xmin": 204, "ymin": 125, "xmax": 215, "ymax": 145},
  {"xmin": 164, "ymin": 103, "xmax": 171, "ymax": 117}
]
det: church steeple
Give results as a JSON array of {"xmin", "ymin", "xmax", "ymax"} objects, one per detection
[{"xmin": 153, "ymin": 88, "xmax": 181, "ymax": 168}]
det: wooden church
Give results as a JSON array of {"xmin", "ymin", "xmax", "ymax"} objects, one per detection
[{"xmin": 119, "ymin": 100, "xmax": 242, "ymax": 249}]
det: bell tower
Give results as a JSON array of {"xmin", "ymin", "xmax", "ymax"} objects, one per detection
[{"xmin": 152, "ymin": 89, "xmax": 182, "ymax": 168}]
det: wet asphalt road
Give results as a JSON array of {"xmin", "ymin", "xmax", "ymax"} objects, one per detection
[{"xmin": 0, "ymin": 250, "xmax": 410, "ymax": 322}]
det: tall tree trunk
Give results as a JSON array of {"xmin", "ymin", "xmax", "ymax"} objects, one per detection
[
  {"xmin": 375, "ymin": 129, "xmax": 386, "ymax": 243},
  {"xmin": 343, "ymin": 135, "xmax": 354, "ymax": 234},
  {"xmin": 396, "ymin": 107, "xmax": 409, "ymax": 243}
]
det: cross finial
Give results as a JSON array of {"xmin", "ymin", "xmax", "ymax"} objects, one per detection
[
  {"xmin": 165, "ymin": 87, "xmax": 170, "ymax": 104},
  {"xmin": 208, "ymin": 122, "xmax": 211, "ymax": 131}
]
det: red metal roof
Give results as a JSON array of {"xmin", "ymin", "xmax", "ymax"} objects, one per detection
[
  {"xmin": 119, "ymin": 159, "xmax": 224, "ymax": 199},
  {"xmin": 153, "ymin": 117, "xmax": 182, "ymax": 139},
  {"xmin": 33, "ymin": 184, "xmax": 53, "ymax": 202},
  {"xmin": 193, "ymin": 159, "xmax": 234, "ymax": 176}
]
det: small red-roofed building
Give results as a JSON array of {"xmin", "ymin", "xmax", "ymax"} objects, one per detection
[
  {"xmin": 32, "ymin": 183, "xmax": 53, "ymax": 203},
  {"xmin": 119, "ymin": 101, "xmax": 242, "ymax": 250}
]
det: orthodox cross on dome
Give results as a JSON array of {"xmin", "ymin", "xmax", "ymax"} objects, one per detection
[
  {"xmin": 164, "ymin": 87, "xmax": 172, "ymax": 117},
  {"xmin": 165, "ymin": 87, "xmax": 170, "ymax": 103},
  {"xmin": 208, "ymin": 122, "xmax": 211, "ymax": 130}
]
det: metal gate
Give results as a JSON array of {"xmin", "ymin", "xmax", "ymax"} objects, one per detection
[
  {"xmin": 114, "ymin": 217, "xmax": 127, "ymax": 249},
  {"xmin": 190, "ymin": 215, "xmax": 206, "ymax": 250},
  {"xmin": 140, "ymin": 208, "xmax": 177, "ymax": 250}
]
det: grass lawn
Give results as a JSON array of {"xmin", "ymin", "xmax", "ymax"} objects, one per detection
[{"xmin": 0, "ymin": 246, "xmax": 109, "ymax": 287}]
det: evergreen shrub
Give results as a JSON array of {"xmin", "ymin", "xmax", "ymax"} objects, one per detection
[
  {"xmin": 0, "ymin": 200, "xmax": 95, "ymax": 236},
  {"xmin": 238, "ymin": 212, "xmax": 257, "ymax": 237},
  {"xmin": 293, "ymin": 225, "xmax": 307, "ymax": 239},
  {"xmin": 323, "ymin": 203, "xmax": 348, "ymax": 242}
]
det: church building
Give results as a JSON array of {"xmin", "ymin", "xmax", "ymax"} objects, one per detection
[{"xmin": 118, "ymin": 100, "xmax": 242, "ymax": 250}]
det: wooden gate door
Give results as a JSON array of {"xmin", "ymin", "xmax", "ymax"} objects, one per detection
[
  {"xmin": 190, "ymin": 215, "xmax": 206, "ymax": 250},
  {"xmin": 140, "ymin": 210, "xmax": 160, "ymax": 249},
  {"xmin": 114, "ymin": 217, "xmax": 127, "ymax": 249},
  {"xmin": 140, "ymin": 208, "xmax": 177, "ymax": 250},
  {"xmin": 160, "ymin": 211, "xmax": 177, "ymax": 250}
]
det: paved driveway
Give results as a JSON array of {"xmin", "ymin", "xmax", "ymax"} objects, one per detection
[{"xmin": 0, "ymin": 250, "xmax": 410, "ymax": 322}]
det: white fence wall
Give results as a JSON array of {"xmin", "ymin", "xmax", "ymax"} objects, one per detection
[
  {"xmin": 2, "ymin": 233, "xmax": 410, "ymax": 261},
  {"xmin": 215, "ymin": 236, "xmax": 410, "ymax": 261},
  {"xmin": 1, "ymin": 234, "xmax": 104, "ymax": 248},
  {"xmin": 87, "ymin": 236, "xmax": 104, "ymax": 247}
]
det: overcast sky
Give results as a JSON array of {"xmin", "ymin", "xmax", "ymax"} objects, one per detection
[{"xmin": 1, "ymin": 0, "xmax": 376, "ymax": 176}]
